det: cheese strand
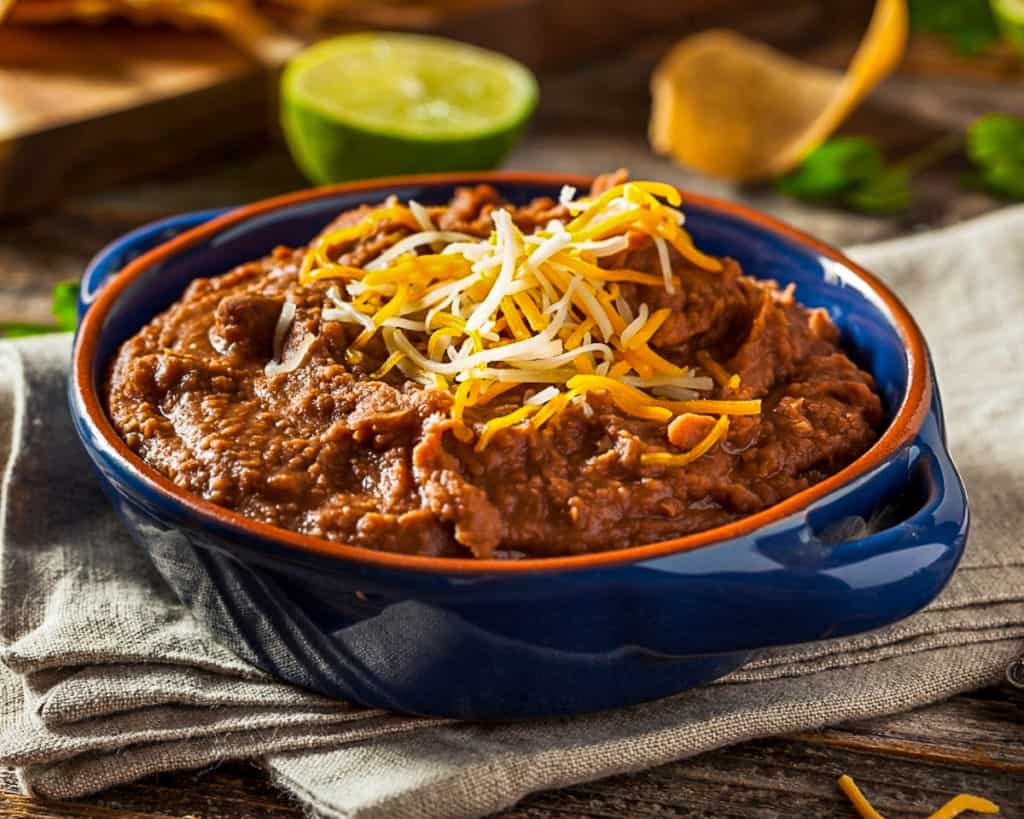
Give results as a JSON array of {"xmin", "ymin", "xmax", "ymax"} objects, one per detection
[{"xmin": 295, "ymin": 180, "xmax": 759, "ymax": 460}]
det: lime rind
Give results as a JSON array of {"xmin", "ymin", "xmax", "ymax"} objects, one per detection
[{"xmin": 282, "ymin": 98, "xmax": 530, "ymax": 184}]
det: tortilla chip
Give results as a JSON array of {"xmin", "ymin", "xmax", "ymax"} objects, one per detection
[{"xmin": 650, "ymin": 0, "xmax": 907, "ymax": 182}]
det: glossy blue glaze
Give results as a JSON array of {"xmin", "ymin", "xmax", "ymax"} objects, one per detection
[{"xmin": 70, "ymin": 180, "xmax": 969, "ymax": 718}]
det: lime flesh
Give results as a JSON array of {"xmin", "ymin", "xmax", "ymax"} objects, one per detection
[{"xmin": 281, "ymin": 33, "xmax": 538, "ymax": 184}]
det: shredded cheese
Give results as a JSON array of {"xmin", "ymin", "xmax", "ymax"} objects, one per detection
[
  {"xmin": 296, "ymin": 180, "xmax": 759, "ymax": 458},
  {"xmin": 642, "ymin": 415, "xmax": 730, "ymax": 466},
  {"xmin": 366, "ymin": 231, "xmax": 475, "ymax": 271},
  {"xmin": 838, "ymin": 774, "xmax": 999, "ymax": 819},
  {"xmin": 838, "ymin": 775, "xmax": 885, "ymax": 819},
  {"xmin": 696, "ymin": 350, "xmax": 731, "ymax": 388},
  {"xmin": 271, "ymin": 300, "xmax": 296, "ymax": 362},
  {"xmin": 264, "ymin": 332, "xmax": 315, "ymax": 377},
  {"xmin": 926, "ymin": 795, "xmax": 1001, "ymax": 819},
  {"xmin": 525, "ymin": 386, "xmax": 561, "ymax": 406},
  {"xmin": 625, "ymin": 307, "xmax": 672, "ymax": 350},
  {"xmin": 475, "ymin": 405, "xmax": 539, "ymax": 452},
  {"xmin": 369, "ymin": 350, "xmax": 406, "ymax": 379},
  {"xmin": 408, "ymin": 200, "xmax": 435, "ymax": 232}
]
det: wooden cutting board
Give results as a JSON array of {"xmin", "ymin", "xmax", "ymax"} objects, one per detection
[
  {"xmin": 3, "ymin": 0, "xmax": 1022, "ymax": 218},
  {"xmin": 0, "ymin": 0, "xmax": 757, "ymax": 216},
  {"xmin": 0, "ymin": 25, "xmax": 287, "ymax": 216}
]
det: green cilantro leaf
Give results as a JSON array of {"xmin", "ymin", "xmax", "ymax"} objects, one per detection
[
  {"xmin": 966, "ymin": 113, "xmax": 1024, "ymax": 199},
  {"xmin": 52, "ymin": 280, "xmax": 80, "ymax": 332},
  {"xmin": 774, "ymin": 137, "xmax": 884, "ymax": 201},
  {"xmin": 967, "ymin": 113, "xmax": 1024, "ymax": 163},
  {"xmin": 977, "ymin": 162, "xmax": 1024, "ymax": 198},
  {"xmin": 776, "ymin": 130, "xmax": 968, "ymax": 215},
  {"xmin": 845, "ymin": 168, "xmax": 913, "ymax": 213},
  {"xmin": 0, "ymin": 322, "xmax": 61, "ymax": 338},
  {"xmin": 0, "ymin": 280, "xmax": 80, "ymax": 339},
  {"xmin": 909, "ymin": 0, "xmax": 1001, "ymax": 55},
  {"xmin": 776, "ymin": 137, "xmax": 915, "ymax": 214}
]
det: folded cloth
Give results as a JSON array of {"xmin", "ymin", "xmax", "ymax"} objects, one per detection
[{"xmin": 2, "ymin": 206, "xmax": 1023, "ymax": 819}]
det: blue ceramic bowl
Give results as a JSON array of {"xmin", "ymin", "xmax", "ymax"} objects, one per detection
[{"xmin": 70, "ymin": 173, "xmax": 968, "ymax": 719}]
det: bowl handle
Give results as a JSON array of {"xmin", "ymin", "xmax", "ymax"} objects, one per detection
[
  {"xmin": 749, "ymin": 410, "xmax": 969, "ymax": 646},
  {"xmin": 641, "ymin": 388, "xmax": 969, "ymax": 657},
  {"xmin": 823, "ymin": 435, "xmax": 967, "ymax": 571},
  {"xmin": 78, "ymin": 209, "xmax": 230, "ymax": 320}
]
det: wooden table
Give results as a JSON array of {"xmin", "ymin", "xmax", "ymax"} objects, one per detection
[{"xmin": 1, "ymin": 22, "xmax": 1023, "ymax": 819}]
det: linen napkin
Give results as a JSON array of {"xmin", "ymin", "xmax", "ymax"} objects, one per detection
[{"xmin": 2, "ymin": 206, "xmax": 1023, "ymax": 819}]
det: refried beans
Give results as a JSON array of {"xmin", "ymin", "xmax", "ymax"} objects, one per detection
[{"xmin": 106, "ymin": 172, "xmax": 884, "ymax": 559}]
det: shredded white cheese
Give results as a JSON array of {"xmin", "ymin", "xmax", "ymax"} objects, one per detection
[
  {"xmin": 526, "ymin": 231, "xmax": 572, "ymax": 270},
  {"xmin": 265, "ymin": 331, "xmax": 315, "ymax": 377},
  {"xmin": 619, "ymin": 303, "xmax": 650, "ymax": 347},
  {"xmin": 289, "ymin": 179, "xmax": 761, "ymax": 448},
  {"xmin": 408, "ymin": 200, "xmax": 435, "ymax": 233},
  {"xmin": 366, "ymin": 230, "xmax": 475, "ymax": 271},
  {"xmin": 654, "ymin": 236, "xmax": 675, "ymax": 295},
  {"xmin": 271, "ymin": 300, "xmax": 295, "ymax": 361},
  {"xmin": 525, "ymin": 386, "xmax": 561, "ymax": 406}
]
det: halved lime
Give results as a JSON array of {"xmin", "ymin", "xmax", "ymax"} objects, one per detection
[
  {"xmin": 992, "ymin": 0, "xmax": 1024, "ymax": 54},
  {"xmin": 281, "ymin": 33, "xmax": 538, "ymax": 184}
]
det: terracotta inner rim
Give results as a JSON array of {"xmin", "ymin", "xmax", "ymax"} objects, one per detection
[{"xmin": 73, "ymin": 171, "xmax": 932, "ymax": 575}]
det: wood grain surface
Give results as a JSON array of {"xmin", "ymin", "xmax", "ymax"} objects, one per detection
[
  {"xmin": 0, "ymin": 686, "xmax": 1020, "ymax": 817},
  {"xmin": 0, "ymin": 7, "xmax": 1022, "ymax": 817},
  {"xmin": 0, "ymin": 0, "xmax": 763, "ymax": 216}
]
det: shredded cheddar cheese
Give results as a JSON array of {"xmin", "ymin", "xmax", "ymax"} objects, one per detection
[
  {"xmin": 926, "ymin": 796, "xmax": 1001, "ymax": 819},
  {"xmin": 838, "ymin": 774, "xmax": 999, "ymax": 819},
  {"xmin": 642, "ymin": 415, "xmax": 730, "ymax": 467},
  {"xmin": 475, "ymin": 404, "xmax": 539, "ymax": 452},
  {"xmin": 838, "ymin": 775, "xmax": 885, "ymax": 819},
  {"xmin": 369, "ymin": 350, "xmax": 406, "ymax": 379},
  {"xmin": 295, "ymin": 181, "xmax": 759, "ymax": 461},
  {"xmin": 696, "ymin": 351, "xmax": 731, "ymax": 388}
]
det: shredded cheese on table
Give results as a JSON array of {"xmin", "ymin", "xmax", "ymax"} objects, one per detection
[
  {"xmin": 289, "ymin": 181, "xmax": 760, "ymax": 463},
  {"xmin": 838, "ymin": 774, "xmax": 999, "ymax": 819}
]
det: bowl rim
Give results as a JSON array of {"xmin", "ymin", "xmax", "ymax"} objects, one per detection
[{"xmin": 73, "ymin": 170, "xmax": 932, "ymax": 575}]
